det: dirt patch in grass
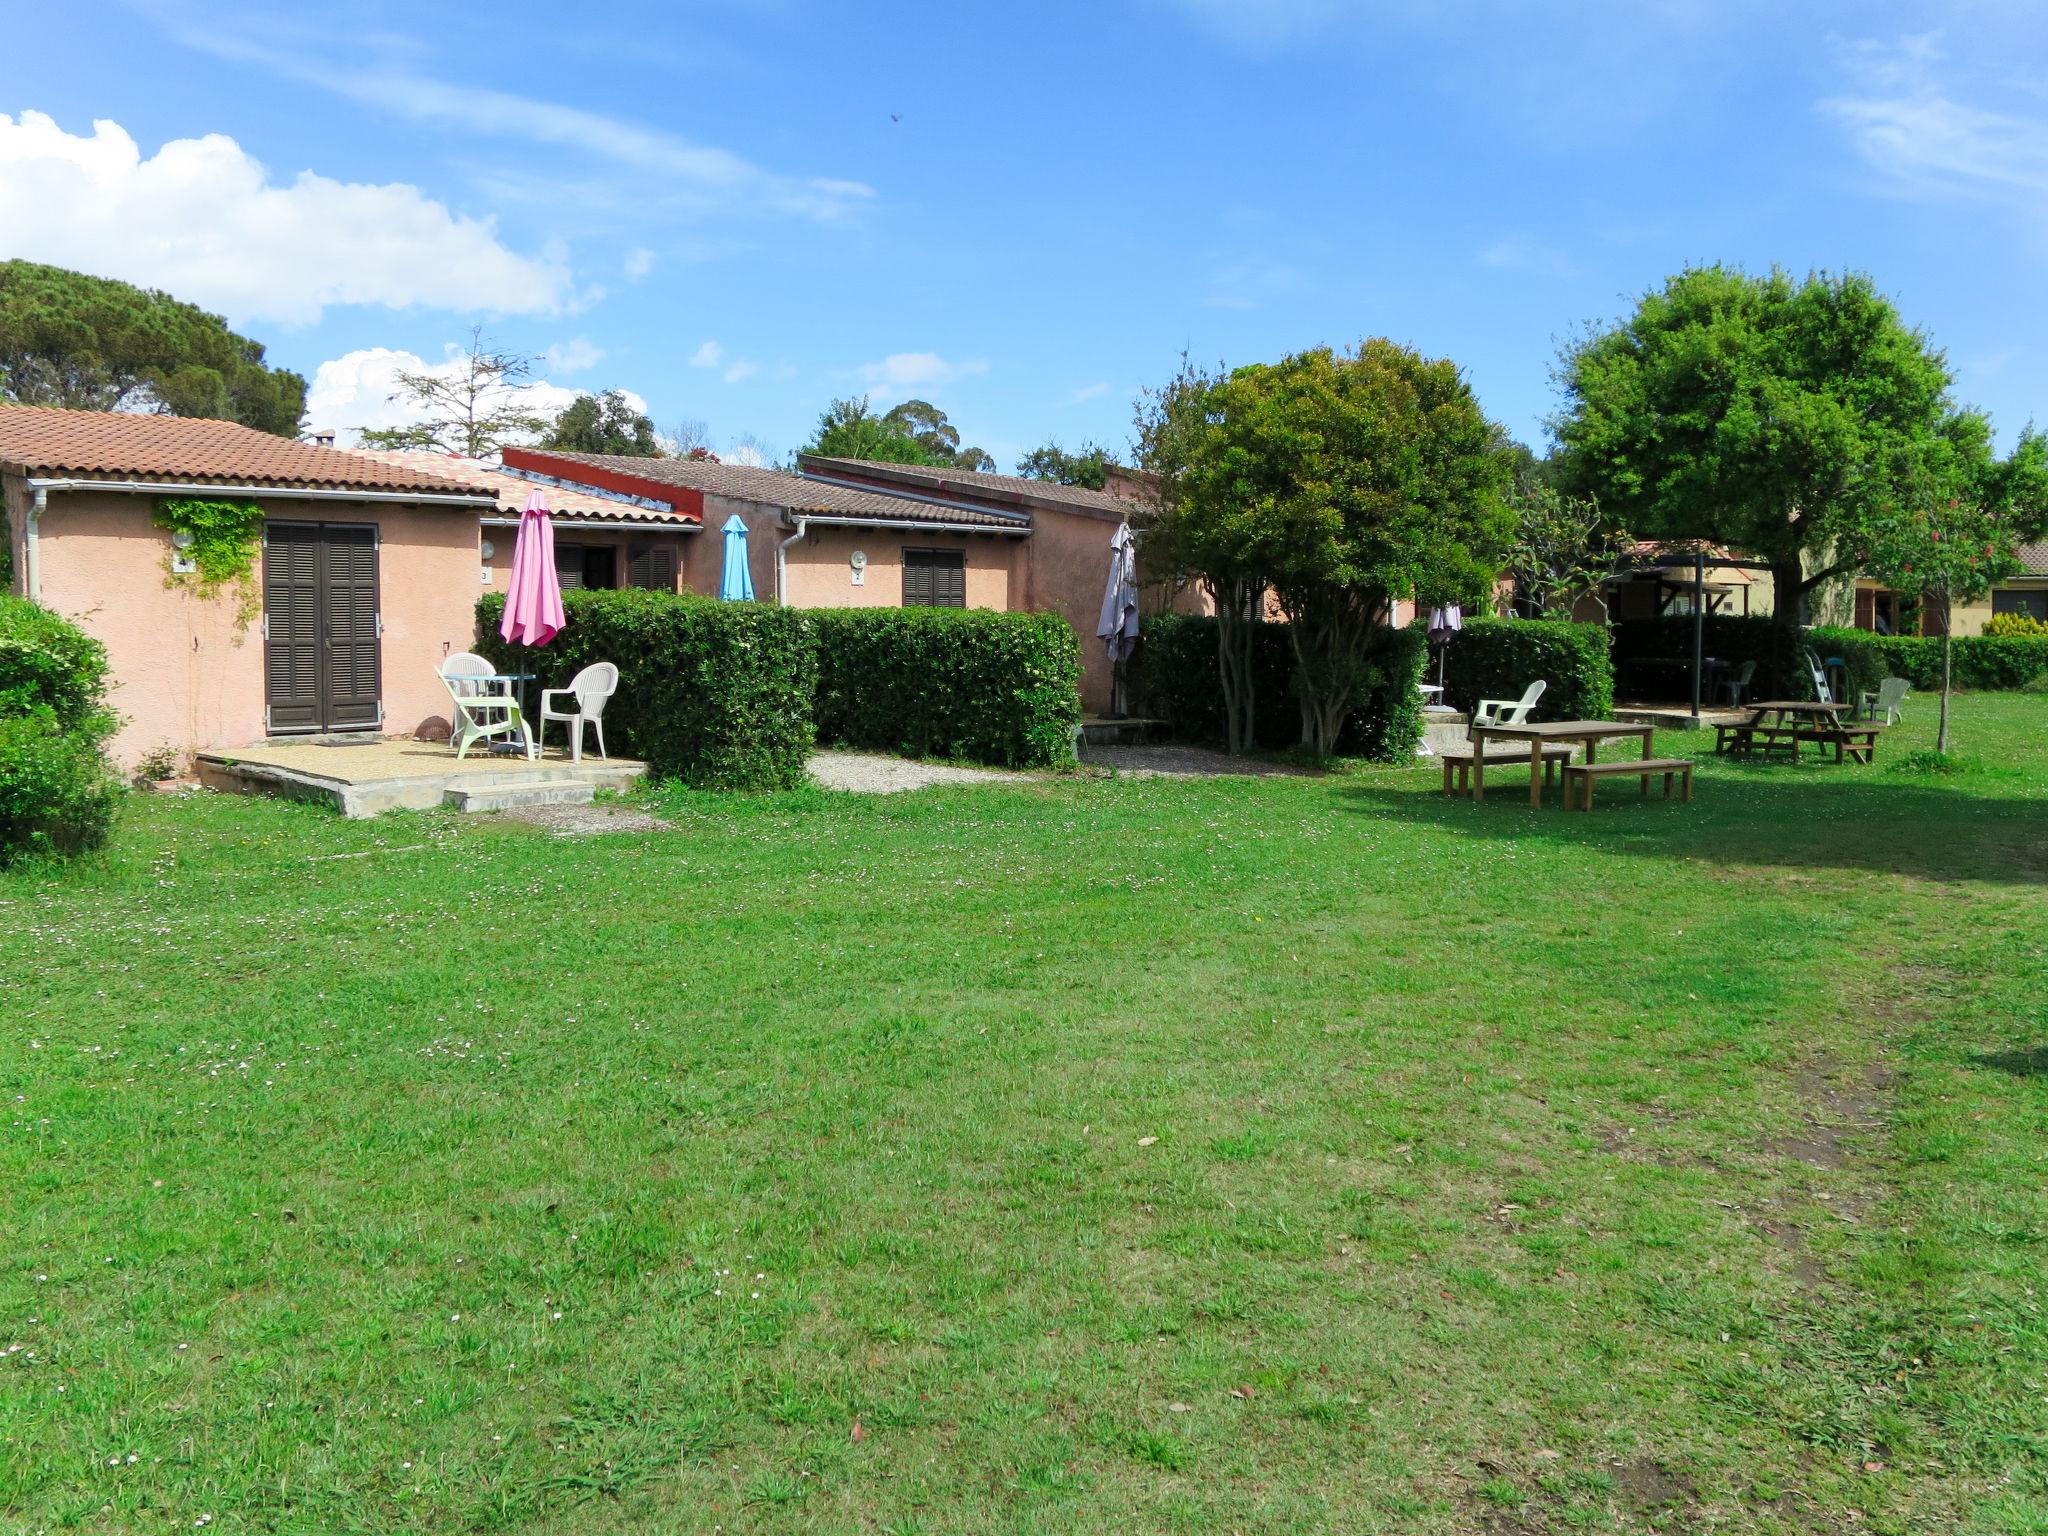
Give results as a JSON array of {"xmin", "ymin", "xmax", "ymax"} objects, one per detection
[
  {"xmin": 1752, "ymin": 1216, "xmax": 1830, "ymax": 1290},
  {"xmin": 497, "ymin": 800, "xmax": 672, "ymax": 837},
  {"xmin": 1615, "ymin": 1455, "xmax": 1696, "ymax": 1513}
]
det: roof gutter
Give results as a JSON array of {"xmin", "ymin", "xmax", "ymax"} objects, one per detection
[
  {"xmin": 481, "ymin": 515, "xmax": 697, "ymax": 534},
  {"xmin": 786, "ymin": 513, "xmax": 1030, "ymax": 537},
  {"xmin": 795, "ymin": 470, "xmax": 1032, "ymax": 530},
  {"xmin": 25, "ymin": 475, "xmax": 496, "ymax": 508}
]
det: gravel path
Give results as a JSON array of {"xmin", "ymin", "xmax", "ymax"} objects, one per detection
[
  {"xmin": 809, "ymin": 751, "xmax": 1031, "ymax": 794},
  {"xmin": 1079, "ymin": 743, "xmax": 1316, "ymax": 778}
]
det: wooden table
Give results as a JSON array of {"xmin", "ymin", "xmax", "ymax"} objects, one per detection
[
  {"xmin": 1717, "ymin": 700, "xmax": 1845, "ymax": 759},
  {"xmin": 1467, "ymin": 720, "xmax": 1657, "ymax": 808}
]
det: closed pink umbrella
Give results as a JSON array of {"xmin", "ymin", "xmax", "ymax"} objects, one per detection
[{"xmin": 499, "ymin": 489, "xmax": 565, "ymax": 647}]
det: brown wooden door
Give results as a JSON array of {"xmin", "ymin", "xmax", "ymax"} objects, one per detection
[{"xmin": 264, "ymin": 522, "xmax": 381, "ymax": 733}]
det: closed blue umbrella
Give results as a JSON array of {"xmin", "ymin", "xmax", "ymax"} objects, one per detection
[{"xmin": 719, "ymin": 513, "xmax": 755, "ymax": 601}]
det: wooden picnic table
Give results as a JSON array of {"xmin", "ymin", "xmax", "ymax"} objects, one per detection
[
  {"xmin": 1717, "ymin": 700, "xmax": 1846, "ymax": 760},
  {"xmin": 1467, "ymin": 719, "xmax": 1657, "ymax": 809}
]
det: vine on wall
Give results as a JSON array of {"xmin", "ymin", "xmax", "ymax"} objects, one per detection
[{"xmin": 154, "ymin": 497, "xmax": 265, "ymax": 627}]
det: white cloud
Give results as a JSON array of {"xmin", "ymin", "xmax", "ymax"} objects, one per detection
[
  {"xmin": 1821, "ymin": 33, "xmax": 2048, "ymax": 200},
  {"xmin": 0, "ymin": 111, "xmax": 574, "ymax": 327},
  {"xmin": 304, "ymin": 344, "xmax": 646, "ymax": 447},
  {"xmin": 624, "ymin": 246, "xmax": 656, "ymax": 278},
  {"xmin": 165, "ymin": 23, "xmax": 875, "ymax": 223},
  {"xmin": 689, "ymin": 341, "xmax": 725, "ymax": 369},
  {"xmin": 543, "ymin": 337, "xmax": 604, "ymax": 374},
  {"xmin": 1070, "ymin": 381, "xmax": 1112, "ymax": 402},
  {"xmin": 1476, "ymin": 234, "xmax": 1576, "ymax": 278},
  {"xmin": 857, "ymin": 352, "xmax": 990, "ymax": 389},
  {"xmin": 722, "ymin": 360, "xmax": 759, "ymax": 384}
]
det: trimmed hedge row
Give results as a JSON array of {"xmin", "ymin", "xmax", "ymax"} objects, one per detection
[
  {"xmin": 1125, "ymin": 613, "xmax": 1427, "ymax": 759},
  {"xmin": 0, "ymin": 595, "xmax": 120, "ymax": 863},
  {"xmin": 479, "ymin": 593, "xmax": 1086, "ymax": 785},
  {"xmin": 479, "ymin": 590, "xmax": 817, "ymax": 790},
  {"xmin": 812, "ymin": 608, "xmax": 1080, "ymax": 768},
  {"xmin": 1442, "ymin": 619, "xmax": 1614, "ymax": 721},
  {"xmin": 1828, "ymin": 630, "xmax": 2048, "ymax": 692}
]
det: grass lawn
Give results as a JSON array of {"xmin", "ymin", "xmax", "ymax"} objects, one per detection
[{"xmin": 5, "ymin": 694, "xmax": 2046, "ymax": 1534}]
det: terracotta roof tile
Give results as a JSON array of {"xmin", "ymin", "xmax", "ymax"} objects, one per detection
[
  {"xmin": 0, "ymin": 404, "xmax": 491, "ymax": 498},
  {"xmin": 510, "ymin": 448, "xmax": 1029, "ymax": 530},
  {"xmin": 350, "ymin": 449, "xmax": 699, "ymax": 526},
  {"xmin": 798, "ymin": 455, "xmax": 1143, "ymax": 518}
]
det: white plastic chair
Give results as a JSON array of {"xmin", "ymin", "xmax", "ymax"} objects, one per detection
[
  {"xmin": 439, "ymin": 652, "xmax": 533, "ymax": 761},
  {"xmin": 537, "ymin": 662, "xmax": 618, "ymax": 761},
  {"xmin": 1471, "ymin": 679, "xmax": 1546, "ymax": 728},
  {"xmin": 1860, "ymin": 676, "xmax": 1909, "ymax": 724}
]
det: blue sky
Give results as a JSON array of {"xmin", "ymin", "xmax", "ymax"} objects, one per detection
[{"xmin": 7, "ymin": 0, "xmax": 2046, "ymax": 465}]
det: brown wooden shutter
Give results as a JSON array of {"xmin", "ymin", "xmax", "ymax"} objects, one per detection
[
  {"xmin": 627, "ymin": 541, "xmax": 677, "ymax": 591},
  {"xmin": 554, "ymin": 543, "xmax": 586, "ymax": 590},
  {"xmin": 321, "ymin": 525, "xmax": 381, "ymax": 729},
  {"xmin": 264, "ymin": 523, "xmax": 322, "ymax": 731},
  {"xmin": 903, "ymin": 549, "xmax": 966, "ymax": 608}
]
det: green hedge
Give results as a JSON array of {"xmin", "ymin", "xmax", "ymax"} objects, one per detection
[
  {"xmin": 811, "ymin": 608, "xmax": 1081, "ymax": 768},
  {"xmin": 1855, "ymin": 633, "xmax": 2048, "ymax": 692},
  {"xmin": 479, "ymin": 590, "xmax": 816, "ymax": 790},
  {"xmin": 1125, "ymin": 613, "xmax": 1426, "ymax": 759},
  {"xmin": 0, "ymin": 596, "xmax": 119, "ymax": 864},
  {"xmin": 1442, "ymin": 619, "xmax": 1613, "ymax": 720}
]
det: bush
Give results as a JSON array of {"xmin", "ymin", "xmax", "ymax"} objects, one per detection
[
  {"xmin": 1984, "ymin": 611, "xmax": 2048, "ymax": 637},
  {"xmin": 0, "ymin": 594, "xmax": 113, "ymax": 729},
  {"xmin": 0, "ymin": 714, "xmax": 118, "ymax": 864},
  {"xmin": 478, "ymin": 590, "xmax": 816, "ymax": 790},
  {"xmin": 1124, "ymin": 613, "xmax": 1426, "ymax": 759},
  {"xmin": 2021, "ymin": 670, "xmax": 2048, "ymax": 695},
  {"xmin": 1442, "ymin": 619, "xmax": 1613, "ymax": 720},
  {"xmin": 812, "ymin": 608, "xmax": 1081, "ymax": 768}
]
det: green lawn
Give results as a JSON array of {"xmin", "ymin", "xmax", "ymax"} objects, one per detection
[{"xmin": 5, "ymin": 696, "xmax": 2046, "ymax": 1535}]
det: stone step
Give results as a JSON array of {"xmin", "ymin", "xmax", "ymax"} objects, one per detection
[{"xmin": 443, "ymin": 781, "xmax": 596, "ymax": 814}]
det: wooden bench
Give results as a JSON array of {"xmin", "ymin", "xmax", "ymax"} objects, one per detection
[
  {"xmin": 1796, "ymin": 724, "xmax": 1887, "ymax": 764},
  {"xmin": 1439, "ymin": 741, "xmax": 1576, "ymax": 797},
  {"xmin": 1561, "ymin": 757, "xmax": 1694, "ymax": 811},
  {"xmin": 1717, "ymin": 721, "xmax": 1802, "ymax": 758}
]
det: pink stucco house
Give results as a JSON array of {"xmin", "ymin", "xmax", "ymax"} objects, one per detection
[
  {"xmin": 2, "ymin": 405, "xmax": 502, "ymax": 766},
  {"xmin": 505, "ymin": 446, "xmax": 1161, "ymax": 713}
]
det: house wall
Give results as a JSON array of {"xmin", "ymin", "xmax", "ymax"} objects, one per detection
[
  {"xmin": 690, "ymin": 496, "xmax": 785, "ymax": 601},
  {"xmin": 481, "ymin": 524, "xmax": 690, "ymax": 593},
  {"xmin": 786, "ymin": 524, "xmax": 1016, "ymax": 609},
  {"xmin": 1020, "ymin": 501, "xmax": 1125, "ymax": 714},
  {"xmin": 27, "ymin": 486, "xmax": 480, "ymax": 767}
]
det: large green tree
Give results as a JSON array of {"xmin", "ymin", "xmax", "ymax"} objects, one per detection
[
  {"xmin": 1554, "ymin": 266, "xmax": 1960, "ymax": 622},
  {"xmin": 804, "ymin": 396, "xmax": 940, "ymax": 465},
  {"xmin": 1016, "ymin": 439, "xmax": 1113, "ymax": 490},
  {"xmin": 1143, "ymin": 342, "xmax": 1514, "ymax": 757},
  {"xmin": 0, "ymin": 260, "xmax": 305, "ymax": 434},
  {"xmin": 538, "ymin": 390, "xmax": 661, "ymax": 456},
  {"xmin": 881, "ymin": 399, "xmax": 993, "ymax": 471}
]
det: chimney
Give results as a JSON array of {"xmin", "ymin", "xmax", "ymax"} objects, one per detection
[{"xmin": 309, "ymin": 429, "xmax": 337, "ymax": 449}]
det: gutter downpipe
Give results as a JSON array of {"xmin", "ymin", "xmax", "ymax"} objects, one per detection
[
  {"xmin": 24, "ymin": 484, "xmax": 52, "ymax": 600},
  {"xmin": 775, "ymin": 517, "xmax": 808, "ymax": 606}
]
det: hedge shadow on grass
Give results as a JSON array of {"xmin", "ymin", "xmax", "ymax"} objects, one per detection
[
  {"xmin": 1972, "ymin": 1047, "xmax": 2048, "ymax": 1079},
  {"xmin": 1334, "ymin": 773, "xmax": 2048, "ymax": 887}
]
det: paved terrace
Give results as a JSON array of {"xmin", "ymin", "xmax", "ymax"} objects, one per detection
[{"xmin": 197, "ymin": 739, "xmax": 645, "ymax": 818}]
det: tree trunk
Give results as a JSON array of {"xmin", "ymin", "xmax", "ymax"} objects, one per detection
[
  {"xmin": 1771, "ymin": 561, "xmax": 1808, "ymax": 627},
  {"xmin": 1938, "ymin": 625, "xmax": 1952, "ymax": 757},
  {"xmin": 1209, "ymin": 577, "xmax": 1259, "ymax": 756},
  {"xmin": 1283, "ymin": 587, "xmax": 1373, "ymax": 760}
]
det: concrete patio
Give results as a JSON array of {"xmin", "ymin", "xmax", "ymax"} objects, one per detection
[{"xmin": 196, "ymin": 737, "xmax": 645, "ymax": 818}]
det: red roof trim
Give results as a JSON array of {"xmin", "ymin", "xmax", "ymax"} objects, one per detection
[{"xmin": 502, "ymin": 446, "xmax": 705, "ymax": 525}]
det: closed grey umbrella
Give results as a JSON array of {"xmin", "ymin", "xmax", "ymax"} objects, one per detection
[{"xmin": 1097, "ymin": 523, "xmax": 1140, "ymax": 717}]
